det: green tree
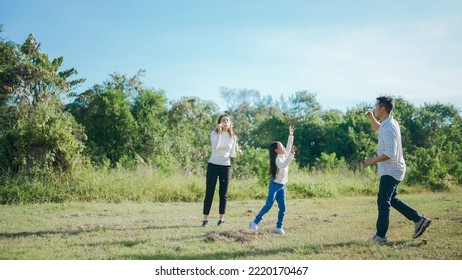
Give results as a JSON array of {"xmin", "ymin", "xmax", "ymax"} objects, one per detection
[
  {"xmin": 289, "ymin": 91, "xmax": 321, "ymax": 122},
  {"xmin": 1, "ymin": 34, "xmax": 84, "ymax": 106},
  {"xmin": 314, "ymin": 152, "xmax": 346, "ymax": 170},
  {"xmin": 131, "ymin": 88, "xmax": 168, "ymax": 161},
  {"xmin": 166, "ymin": 97, "xmax": 217, "ymax": 173},
  {"xmin": 253, "ymin": 115, "xmax": 287, "ymax": 148},
  {"xmin": 337, "ymin": 106, "xmax": 377, "ymax": 171},
  {"xmin": 79, "ymin": 90, "xmax": 139, "ymax": 166},
  {"xmin": 0, "ymin": 97, "xmax": 85, "ymax": 175},
  {"xmin": 67, "ymin": 71, "xmax": 155, "ymax": 167},
  {"xmin": 0, "ymin": 33, "xmax": 85, "ymax": 176},
  {"xmin": 294, "ymin": 119, "xmax": 323, "ymax": 168},
  {"xmin": 404, "ymin": 103, "xmax": 462, "ymax": 189},
  {"xmin": 392, "ymin": 97, "xmax": 418, "ymax": 153}
]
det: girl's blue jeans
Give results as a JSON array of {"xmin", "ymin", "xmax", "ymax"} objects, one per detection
[{"xmin": 254, "ymin": 180, "xmax": 286, "ymax": 229}]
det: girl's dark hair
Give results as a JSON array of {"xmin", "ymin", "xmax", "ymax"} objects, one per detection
[
  {"xmin": 268, "ymin": 141, "xmax": 280, "ymax": 180},
  {"xmin": 215, "ymin": 114, "xmax": 235, "ymax": 137}
]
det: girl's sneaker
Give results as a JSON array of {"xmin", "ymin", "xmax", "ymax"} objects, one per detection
[
  {"xmin": 217, "ymin": 220, "xmax": 225, "ymax": 226},
  {"xmin": 274, "ymin": 227, "xmax": 285, "ymax": 234},
  {"xmin": 202, "ymin": 220, "xmax": 209, "ymax": 227},
  {"xmin": 249, "ymin": 221, "xmax": 258, "ymax": 232}
]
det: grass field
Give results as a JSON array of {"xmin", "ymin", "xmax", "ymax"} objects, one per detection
[{"xmin": 1, "ymin": 187, "xmax": 461, "ymax": 260}]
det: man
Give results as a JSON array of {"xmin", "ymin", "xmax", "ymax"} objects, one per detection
[{"xmin": 364, "ymin": 96, "xmax": 431, "ymax": 243}]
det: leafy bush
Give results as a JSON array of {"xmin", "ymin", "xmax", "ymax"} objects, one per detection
[
  {"xmin": 406, "ymin": 146, "xmax": 450, "ymax": 190},
  {"xmin": 314, "ymin": 152, "xmax": 346, "ymax": 170},
  {"xmin": 232, "ymin": 146, "xmax": 268, "ymax": 186},
  {"xmin": 290, "ymin": 183, "xmax": 334, "ymax": 198},
  {"xmin": 0, "ymin": 98, "xmax": 86, "ymax": 177}
]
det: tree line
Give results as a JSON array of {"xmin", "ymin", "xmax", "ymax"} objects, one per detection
[{"xmin": 1, "ymin": 32, "xmax": 461, "ymax": 191}]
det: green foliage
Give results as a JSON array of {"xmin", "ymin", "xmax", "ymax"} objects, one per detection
[
  {"xmin": 0, "ymin": 167, "xmax": 70, "ymax": 204},
  {"xmin": 0, "ymin": 129, "xmax": 23, "ymax": 174},
  {"xmin": 0, "ymin": 165, "xmax": 388, "ymax": 204},
  {"xmin": 0, "ymin": 33, "xmax": 86, "ymax": 179},
  {"xmin": 131, "ymin": 89, "xmax": 168, "ymax": 160},
  {"xmin": 2, "ymin": 32, "xmax": 462, "ymax": 204},
  {"xmin": 253, "ymin": 115, "xmax": 288, "ymax": 148},
  {"xmin": 165, "ymin": 97, "xmax": 217, "ymax": 173},
  {"xmin": 314, "ymin": 152, "xmax": 346, "ymax": 171},
  {"xmin": 294, "ymin": 121, "xmax": 322, "ymax": 168},
  {"xmin": 290, "ymin": 182, "xmax": 335, "ymax": 198},
  {"xmin": 399, "ymin": 101, "xmax": 462, "ymax": 190},
  {"xmin": 393, "ymin": 97, "xmax": 418, "ymax": 150},
  {"xmin": 0, "ymin": 98, "xmax": 86, "ymax": 176},
  {"xmin": 407, "ymin": 146, "xmax": 450, "ymax": 190},
  {"xmin": 332, "ymin": 106, "xmax": 376, "ymax": 171},
  {"xmin": 151, "ymin": 154, "xmax": 179, "ymax": 174},
  {"xmin": 289, "ymin": 90, "xmax": 321, "ymax": 122},
  {"xmin": 0, "ymin": 39, "xmax": 17, "ymax": 105},
  {"xmin": 229, "ymin": 102, "xmax": 261, "ymax": 147},
  {"xmin": 232, "ymin": 146, "xmax": 268, "ymax": 186},
  {"xmin": 0, "ymin": 34, "xmax": 84, "ymax": 106},
  {"xmin": 83, "ymin": 90, "xmax": 139, "ymax": 165}
]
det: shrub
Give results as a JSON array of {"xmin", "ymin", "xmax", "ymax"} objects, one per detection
[
  {"xmin": 314, "ymin": 152, "xmax": 346, "ymax": 171},
  {"xmin": 406, "ymin": 146, "xmax": 450, "ymax": 190}
]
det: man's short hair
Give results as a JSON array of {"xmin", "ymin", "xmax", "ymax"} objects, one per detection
[{"xmin": 376, "ymin": 96, "xmax": 394, "ymax": 113}]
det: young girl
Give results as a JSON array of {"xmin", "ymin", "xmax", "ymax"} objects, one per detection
[
  {"xmin": 249, "ymin": 125, "xmax": 296, "ymax": 234},
  {"xmin": 202, "ymin": 114, "xmax": 238, "ymax": 227}
]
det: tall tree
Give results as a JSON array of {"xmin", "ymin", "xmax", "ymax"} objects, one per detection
[
  {"xmin": 0, "ymin": 33, "xmax": 86, "ymax": 175},
  {"xmin": 131, "ymin": 88, "xmax": 168, "ymax": 160},
  {"xmin": 166, "ymin": 97, "xmax": 217, "ymax": 173},
  {"xmin": 84, "ymin": 90, "xmax": 139, "ymax": 165},
  {"xmin": 1, "ymin": 33, "xmax": 84, "ymax": 106},
  {"xmin": 289, "ymin": 91, "xmax": 321, "ymax": 122}
]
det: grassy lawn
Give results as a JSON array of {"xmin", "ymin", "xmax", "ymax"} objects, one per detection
[{"xmin": 0, "ymin": 189, "xmax": 461, "ymax": 260}]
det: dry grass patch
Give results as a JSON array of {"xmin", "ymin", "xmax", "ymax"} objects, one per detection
[{"xmin": 204, "ymin": 230, "xmax": 256, "ymax": 243}]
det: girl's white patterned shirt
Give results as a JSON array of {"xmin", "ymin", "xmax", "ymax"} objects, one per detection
[{"xmin": 274, "ymin": 135, "xmax": 294, "ymax": 185}]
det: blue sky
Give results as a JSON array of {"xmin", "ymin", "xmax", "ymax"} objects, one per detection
[{"xmin": 2, "ymin": 0, "xmax": 462, "ymax": 111}]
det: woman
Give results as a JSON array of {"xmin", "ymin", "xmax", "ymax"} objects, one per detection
[{"xmin": 202, "ymin": 114, "xmax": 238, "ymax": 227}]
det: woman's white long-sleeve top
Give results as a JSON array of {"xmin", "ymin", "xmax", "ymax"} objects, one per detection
[{"xmin": 208, "ymin": 130, "xmax": 237, "ymax": 166}]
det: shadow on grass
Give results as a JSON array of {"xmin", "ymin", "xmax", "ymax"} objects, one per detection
[
  {"xmin": 0, "ymin": 224, "xmax": 199, "ymax": 239},
  {"xmin": 118, "ymin": 240, "xmax": 428, "ymax": 260},
  {"xmin": 0, "ymin": 229, "xmax": 96, "ymax": 238},
  {"xmin": 383, "ymin": 239, "xmax": 429, "ymax": 247},
  {"xmin": 318, "ymin": 239, "xmax": 428, "ymax": 249},
  {"xmin": 120, "ymin": 247, "xmax": 297, "ymax": 260},
  {"xmin": 117, "ymin": 233, "xmax": 429, "ymax": 260}
]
